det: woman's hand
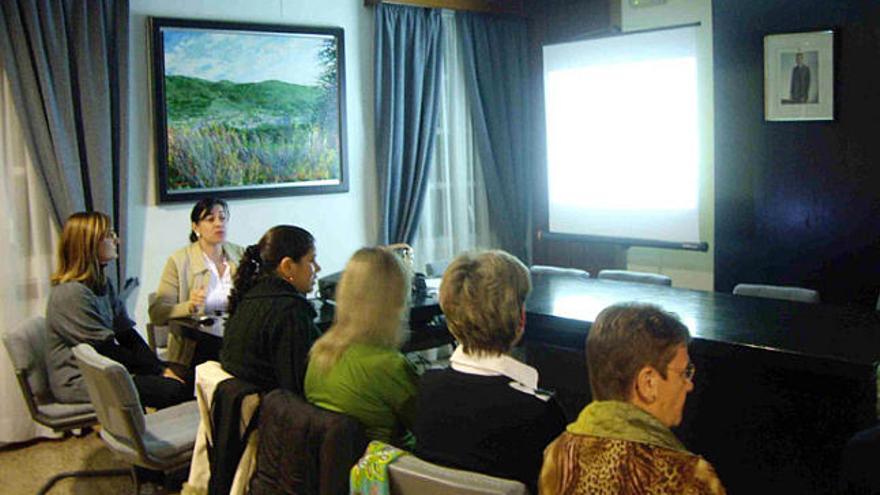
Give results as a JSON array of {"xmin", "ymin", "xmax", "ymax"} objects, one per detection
[
  {"xmin": 188, "ymin": 288, "xmax": 206, "ymax": 315},
  {"xmin": 162, "ymin": 367, "xmax": 186, "ymax": 384}
]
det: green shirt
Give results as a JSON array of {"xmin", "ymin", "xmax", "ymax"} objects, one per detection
[{"xmin": 305, "ymin": 343, "xmax": 418, "ymax": 447}]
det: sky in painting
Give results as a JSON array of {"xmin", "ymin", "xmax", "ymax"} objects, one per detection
[{"xmin": 163, "ymin": 27, "xmax": 331, "ymax": 86}]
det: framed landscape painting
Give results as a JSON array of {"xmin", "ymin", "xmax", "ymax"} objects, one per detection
[{"xmin": 150, "ymin": 18, "xmax": 348, "ymax": 202}]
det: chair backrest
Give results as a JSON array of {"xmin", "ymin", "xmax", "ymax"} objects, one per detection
[
  {"xmin": 388, "ymin": 455, "xmax": 529, "ymax": 495},
  {"xmin": 146, "ymin": 292, "xmax": 170, "ymax": 356},
  {"xmin": 425, "ymin": 260, "xmax": 451, "ymax": 278},
  {"xmin": 732, "ymin": 283, "xmax": 820, "ymax": 304},
  {"xmin": 250, "ymin": 389, "xmax": 368, "ymax": 495},
  {"xmin": 71, "ymin": 344, "xmax": 146, "ymax": 448},
  {"xmin": 597, "ymin": 269, "xmax": 672, "ymax": 286},
  {"xmin": 530, "ymin": 265, "xmax": 590, "ymax": 279},
  {"xmin": 2, "ymin": 316, "xmax": 52, "ymax": 406}
]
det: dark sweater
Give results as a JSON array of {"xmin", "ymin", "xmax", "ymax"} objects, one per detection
[
  {"xmin": 220, "ymin": 276, "xmax": 320, "ymax": 393},
  {"xmin": 413, "ymin": 368, "xmax": 567, "ymax": 492}
]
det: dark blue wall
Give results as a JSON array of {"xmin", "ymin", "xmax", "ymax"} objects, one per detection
[{"xmin": 714, "ymin": 0, "xmax": 880, "ymax": 306}]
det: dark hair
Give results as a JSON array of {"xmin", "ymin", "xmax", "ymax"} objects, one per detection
[
  {"xmin": 227, "ymin": 225, "xmax": 315, "ymax": 315},
  {"xmin": 586, "ymin": 302, "xmax": 690, "ymax": 402},
  {"xmin": 189, "ymin": 198, "xmax": 229, "ymax": 243}
]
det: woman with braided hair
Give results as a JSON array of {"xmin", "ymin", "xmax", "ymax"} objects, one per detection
[{"xmin": 220, "ymin": 225, "xmax": 322, "ymax": 393}]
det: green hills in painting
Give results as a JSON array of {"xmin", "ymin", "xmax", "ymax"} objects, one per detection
[
  {"xmin": 164, "ymin": 75, "xmax": 321, "ymax": 125},
  {"xmin": 162, "ymin": 75, "xmax": 340, "ymax": 191}
]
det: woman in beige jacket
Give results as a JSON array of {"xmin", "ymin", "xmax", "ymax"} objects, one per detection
[{"xmin": 149, "ymin": 198, "xmax": 244, "ymax": 372}]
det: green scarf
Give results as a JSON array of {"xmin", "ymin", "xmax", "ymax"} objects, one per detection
[{"xmin": 567, "ymin": 401, "xmax": 688, "ymax": 453}]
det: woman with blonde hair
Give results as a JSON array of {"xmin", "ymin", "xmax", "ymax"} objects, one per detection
[
  {"xmin": 46, "ymin": 212, "xmax": 189, "ymax": 409},
  {"xmin": 305, "ymin": 247, "xmax": 417, "ymax": 447}
]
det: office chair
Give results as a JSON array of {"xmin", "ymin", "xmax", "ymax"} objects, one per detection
[
  {"xmin": 145, "ymin": 292, "xmax": 170, "ymax": 360},
  {"xmin": 387, "ymin": 454, "xmax": 529, "ymax": 495},
  {"xmin": 186, "ymin": 360, "xmax": 261, "ymax": 495},
  {"xmin": 2, "ymin": 316, "xmax": 128, "ymax": 494},
  {"xmin": 733, "ymin": 283, "xmax": 820, "ymax": 303},
  {"xmin": 425, "ymin": 259, "xmax": 451, "ymax": 277},
  {"xmin": 529, "ymin": 265, "xmax": 590, "ymax": 279},
  {"xmin": 72, "ymin": 343, "xmax": 199, "ymax": 494},
  {"xmin": 597, "ymin": 269, "xmax": 672, "ymax": 286}
]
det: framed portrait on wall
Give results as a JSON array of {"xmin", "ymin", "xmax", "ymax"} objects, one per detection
[
  {"xmin": 150, "ymin": 18, "xmax": 348, "ymax": 202},
  {"xmin": 764, "ymin": 29, "xmax": 834, "ymax": 121}
]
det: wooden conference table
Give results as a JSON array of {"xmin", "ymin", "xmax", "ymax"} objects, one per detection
[{"xmin": 522, "ymin": 273, "xmax": 880, "ymax": 494}]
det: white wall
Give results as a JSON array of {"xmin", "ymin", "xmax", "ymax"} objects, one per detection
[
  {"xmin": 128, "ymin": 0, "xmax": 377, "ymax": 329},
  {"xmin": 621, "ymin": 0, "xmax": 715, "ymax": 290}
]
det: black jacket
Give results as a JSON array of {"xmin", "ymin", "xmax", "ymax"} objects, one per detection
[
  {"xmin": 414, "ymin": 368, "xmax": 567, "ymax": 493},
  {"xmin": 220, "ymin": 276, "xmax": 320, "ymax": 393},
  {"xmin": 249, "ymin": 389, "xmax": 368, "ymax": 495}
]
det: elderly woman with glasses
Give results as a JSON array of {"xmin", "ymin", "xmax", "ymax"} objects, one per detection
[
  {"xmin": 539, "ymin": 302, "xmax": 726, "ymax": 494},
  {"xmin": 46, "ymin": 212, "xmax": 190, "ymax": 409}
]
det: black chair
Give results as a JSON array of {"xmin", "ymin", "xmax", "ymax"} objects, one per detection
[
  {"xmin": 733, "ymin": 283, "xmax": 820, "ymax": 303},
  {"xmin": 2, "ymin": 316, "xmax": 128, "ymax": 494},
  {"xmin": 597, "ymin": 269, "xmax": 672, "ymax": 286}
]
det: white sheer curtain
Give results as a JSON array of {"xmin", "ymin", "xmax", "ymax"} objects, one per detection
[
  {"xmin": 0, "ymin": 67, "xmax": 60, "ymax": 445},
  {"xmin": 412, "ymin": 11, "xmax": 493, "ymax": 272}
]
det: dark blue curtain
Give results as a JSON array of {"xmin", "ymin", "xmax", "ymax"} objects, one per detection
[
  {"xmin": 374, "ymin": 4, "xmax": 444, "ymax": 245},
  {"xmin": 0, "ymin": 0, "xmax": 130, "ymax": 288},
  {"xmin": 457, "ymin": 12, "xmax": 531, "ymax": 261}
]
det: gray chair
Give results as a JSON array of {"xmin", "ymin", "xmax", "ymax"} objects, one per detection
[
  {"xmin": 529, "ymin": 265, "xmax": 590, "ymax": 279},
  {"xmin": 2, "ymin": 316, "xmax": 128, "ymax": 494},
  {"xmin": 425, "ymin": 259, "xmax": 451, "ymax": 277},
  {"xmin": 733, "ymin": 283, "xmax": 820, "ymax": 304},
  {"xmin": 388, "ymin": 454, "xmax": 529, "ymax": 495},
  {"xmin": 597, "ymin": 269, "xmax": 672, "ymax": 286},
  {"xmin": 145, "ymin": 292, "xmax": 169, "ymax": 360},
  {"xmin": 71, "ymin": 343, "xmax": 199, "ymax": 493}
]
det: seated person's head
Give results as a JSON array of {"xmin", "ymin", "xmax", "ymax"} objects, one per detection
[
  {"xmin": 309, "ymin": 247, "xmax": 411, "ymax": 371},
  {"xmin": 586, "ymin": 303, "xmax": 693, "ymax": 427},
  {"xmin": 189, "ymin": 197, "xmax": 229, "ymax": 244},
  {"xmin": 229, "ymin": 225, "xmax": 316, "ymax": 314},
  {"xmin": 335, "ymin": 246, "xmax": 411, "ymax": 344},
  {"xmin": 440, "ymin": 250, "xmax": 531, "ymax": 356},
  {"xmin": 52, "ymin": 211, "xmax": 116, "ymax": 288}
]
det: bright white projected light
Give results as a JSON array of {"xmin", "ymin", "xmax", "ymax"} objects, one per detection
[{"xmin": 543, "ymin": 26, "xmax": 701, "ymax": 245}]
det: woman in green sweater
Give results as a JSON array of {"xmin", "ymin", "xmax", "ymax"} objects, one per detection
[{"xmin": 305, "ymin": 247, "xmax": 417, "ymax": 447}]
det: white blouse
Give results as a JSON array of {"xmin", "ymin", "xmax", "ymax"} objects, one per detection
[{"xmin": 199, "ymin": 252, "xmax": 233, "ymax": 337}]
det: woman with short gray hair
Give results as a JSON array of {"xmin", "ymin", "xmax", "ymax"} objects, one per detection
[{"xmin": 413, "ymin": 250, "xmax": 566, "ymax": 493}]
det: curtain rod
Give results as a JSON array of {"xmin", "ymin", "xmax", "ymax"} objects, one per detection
[{"xmin": 364, "ymin": 0, "xmax": 525, "ymax": 16}]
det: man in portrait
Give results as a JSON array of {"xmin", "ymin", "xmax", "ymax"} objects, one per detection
[{"xmin": 789, "ymin": 52, "xmax": 810, "ymax": 103}]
